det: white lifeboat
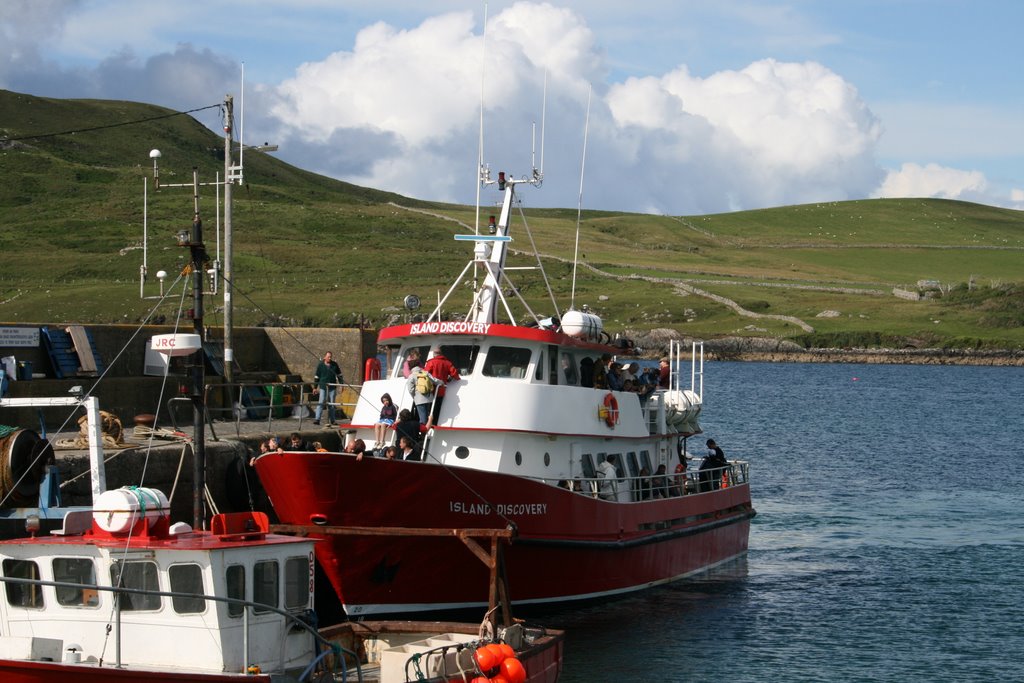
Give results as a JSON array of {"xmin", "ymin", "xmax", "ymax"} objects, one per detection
[
  {"xmin": 561, "ymin": 310, "xmax": 603, "ymax": 342},
  {"xmin": 92, "ymin": 487, "xmax": 170, "ymax": 534},
  {"xmin": 150, "ymin": 333, "xmax": 201, "ymax": 357},
  {"xmin": 664, "ymin": 389, "xmax": 703, "ymax": 434}
]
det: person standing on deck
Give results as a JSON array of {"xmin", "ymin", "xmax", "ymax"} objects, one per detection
[
  {"xmin": 699, "ymin": 438, "xmax": 728, "ymax": 491},
  {"xmin": 598, "ymin": 454, "xmax": 619, "ymax": 501},
  {"xmin": 658, "ymin": 357, "xmax": 671, "ymax": 389},
  {"xmin": 407, "ymin": 367, "xmax": 441, "ymax": 427},
  {"xmin": 592, "ymin": 353, "xmax": 612, "ymax": 390},
  {"xmin": 393, "ymin": 408, "xmax": 421, "ymax": 445},
  {"xmin": 422, "ymin": 346, "xmax": 460, "ymax": 430},
  {"xmin": 312, "ymin": 351, "xmax": 343, "ymax": 426}
]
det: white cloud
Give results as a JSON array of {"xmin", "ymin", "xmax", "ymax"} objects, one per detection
[
  {"xmin": 257, "ymin": 6, "xmax": 887, "ymax": 213},
  {"xmin": 874, "ymin": 163, "xmax": 987, "ymax": 200},
  {"xmin": 5, "ymin": 0, "xmax": 1022, "ymax": 214}
]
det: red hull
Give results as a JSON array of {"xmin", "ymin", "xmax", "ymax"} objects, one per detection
[
  {"xmin": 256, "ymin": 452, "xmax": 754, "ymax": 614},
  {"xmin": 0, "ymin": 660, "xmax": 271, "ymax": 682}
]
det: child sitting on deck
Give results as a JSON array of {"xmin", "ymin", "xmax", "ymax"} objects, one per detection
[{"xmin": 374, "ymin": 393, "xmax": 398, "ymax": 448}]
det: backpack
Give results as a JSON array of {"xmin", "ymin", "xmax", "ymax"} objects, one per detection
[{"xmin": 415, "ymin": 371, "xmax": 436, "ymax": 396}]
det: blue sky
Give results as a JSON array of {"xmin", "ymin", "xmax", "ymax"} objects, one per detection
[{"xmin": 2, "ymin": 0, "xmax": 1022, "ymax": 214}]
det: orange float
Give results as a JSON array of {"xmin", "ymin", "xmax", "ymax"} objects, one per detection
[
  {"xmin": 474, "ymin": 646, "xmax": 498, "ymax": 673},
  {"xmin": 501, "ymin": 656, "xmax": 527, "ymax": 683},
  {"xmin": 497, "ymin": 643, "xmax": 515, "ymax": 661}
]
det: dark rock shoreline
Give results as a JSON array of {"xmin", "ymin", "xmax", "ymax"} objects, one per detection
[{"xmin": 628, "ymin": 331, "xmax": 1024, "ymax": 367}]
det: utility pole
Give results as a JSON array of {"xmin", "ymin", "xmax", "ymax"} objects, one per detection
[
  {"xmin": 223, "ymin": 95, "xmax": 235, "ymax": 384},
  {"xmin": 188, "ymin": 168, "xmax": 208, "ymax": 530}
]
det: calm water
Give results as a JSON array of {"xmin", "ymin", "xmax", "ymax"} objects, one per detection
[{"xmin": 543, "ymin": 362, "xmax": 1024, "ymax": 682}]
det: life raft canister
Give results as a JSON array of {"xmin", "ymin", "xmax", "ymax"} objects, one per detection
[
  {"xmin": 597, "ymin": 392, "xmax": 619, "ymax": 428},
  {"xmin": 364, "ymin": 357, "xmax": 381, "ymax": 382}
]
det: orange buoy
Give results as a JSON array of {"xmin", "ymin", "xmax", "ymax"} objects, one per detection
[
  {"xmin": 721, "ymin": 470, "xmax": 730, "ymax": 488},
  {"xmin": 474, "ymin": 646, "xmax": 498, "ymax": 672},
  {"xmin": 485, "ymin": 642, "xmax": 506, "ymax": 663},
  {"xmin": 497, "ymin": 643, "xmax": 515, "ymax": 661},
  {"xmin": 501, "ymin": 656, "xmax": 527, "ymax": 683}
]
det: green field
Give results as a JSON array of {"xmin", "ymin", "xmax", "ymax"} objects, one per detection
[{"xmin": 1, "ymin": 90, "xmax": 1022, "ymax": 350}]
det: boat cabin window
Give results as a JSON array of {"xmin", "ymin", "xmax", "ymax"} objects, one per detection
[
  {"xmin": 284, "ymin": 556, "xmax": 311, "ymax": 610},
  {"xmin": 398, "ymin": 345, "xmax": 431, "ymax": 377},
  {"xmin": 169, "ymin": 563, "xmax": 206, "ymax": 614},
  {"xmin": 542, "ymin": 345, "xmax": 557, "ymax": 383},
  {"xmin": 110, "ymin": 560, "xmax": 160, "ymax": 611},
  {"xmin": 483, "ymin": 346, "xmax": 532, "ymax": 378},
  {"xmin": 253, "ymin": 560, "xmax": 279, "ymax": 614},
  {"xmin": 439, "ymin": 344, "xmax": 480, "ymax": 376},
  {"xmin": 580, "ymin": 453, "xmax": 596, "ymax": 480},
  {"xmin": 639, "ymin": 450, "xmax": 653, "ymax": 474},
  {"xmin": 3, "ymin": 559, "xmax": 43, "ymax": 609},
  {"xmin": 626, "ymin": 452, "xmax": 639, "ymax": 479},
  {"xmin": 226, "ymin": 565, "xmax": 245, "ymax": 617},
  {"xmin": 561, "ymin": 352, "xmax": 579, "ymax": 386},
  {"xmin": 580, "ymin": 357, "xmax": 594, "ymax": 387},
  {"xmin": 53, "ymin": 557, "xmax": 98, "ymax": 608}
]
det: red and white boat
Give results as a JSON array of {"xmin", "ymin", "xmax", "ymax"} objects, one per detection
[
  {"xmin": 254, "ymin": 165, "xmax": 756, "ymax": 617},
  {"xmin": 0, "ymin": 377, "xmax": 564, "ymax": 682},
  {"xmin": 0, "ymin": 488, "xmax": 562, "ymax": 682}
]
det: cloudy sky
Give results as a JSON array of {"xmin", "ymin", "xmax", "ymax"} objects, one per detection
[{"xmin": 2, "ymin": 0, "xmax": 1022, "ymax": 215}]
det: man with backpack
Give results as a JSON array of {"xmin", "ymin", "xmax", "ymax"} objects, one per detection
[{"xmin": 422, "ymin": 346, "xmax": 460, "ymax": 430}]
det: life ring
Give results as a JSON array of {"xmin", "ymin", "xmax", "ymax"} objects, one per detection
[
  {"xmin": 364, "ymin": 357, "xmax": 381, "ymax": 382},
  {"xmin": 600, "ymin": 392, "xmax": 619, "ymax": 428}
]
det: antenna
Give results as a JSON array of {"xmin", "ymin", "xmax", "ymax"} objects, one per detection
[
  {"xmin": 530, "ymin": 69, "xmax": 548, "ymax": 183},
  {"xmin": 238, "ymin": 62, "xmax": 245, "ymax": 179},
  {"xmin": 475, "ymin": 3, "xmax": 488, "ymax": 237},
  {"xmin": 570, "ymin": 84, "xmax": 592, "ymax": 309},
  {"xmin": 539, "ymin": 69, "xmax": 547, "ymax": 177}
]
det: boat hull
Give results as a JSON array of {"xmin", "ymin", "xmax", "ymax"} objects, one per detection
[
  {"xmin": 256, "ymin": 451, "xmax": 753, "ymax": 615},
  {"xmin": 0, "ymin": 659, "xmax": 273, "ymax": 682}
]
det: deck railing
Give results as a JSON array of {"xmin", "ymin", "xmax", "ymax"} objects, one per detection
[
  {"xmin": 161, "ymin": 380, "xmax": 364, "ymax": 437},
  {"xmin": 537, "ymin": 462, "xmax": 749, "ymax": 502}
]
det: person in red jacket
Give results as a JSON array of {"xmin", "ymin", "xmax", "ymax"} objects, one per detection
[{"xmin": 422, "ymin": 346, "xmax": 460, "ymax": 430}]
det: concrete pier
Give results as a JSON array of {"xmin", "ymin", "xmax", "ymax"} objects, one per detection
[{"xmin": 49, "ymin": 418, "xmax": 350, "ymax": 526}]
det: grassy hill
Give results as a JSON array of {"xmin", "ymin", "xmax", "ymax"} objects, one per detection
[{"xmin": 1, "ymin": 89, "xmax": 1022, "ymax": 351}]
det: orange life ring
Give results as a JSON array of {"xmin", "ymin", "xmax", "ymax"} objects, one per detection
[
  {"xmin": 364, "ymin": 357, "xmax": 381, "ymax": 382},
  {"xmin": 601, "ymin": 392, "xmax": 619, "ymax": 428}
]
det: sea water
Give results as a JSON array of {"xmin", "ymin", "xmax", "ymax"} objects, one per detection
[{"xmin": 544, "ymin": 362, "xmax": 1024, "ymax": 682}]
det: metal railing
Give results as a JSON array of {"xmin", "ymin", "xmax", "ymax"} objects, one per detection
[
  {"xmin": 542, "ymin": 462, "xmax": 749, "ymax": 502},
  {"xmin": 0, "ymin": 573, "xmax": 357, "ymax": 680},
  {"xmin": 160, "ymin": 381, "xmax": 366, "ymax": 437}
]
